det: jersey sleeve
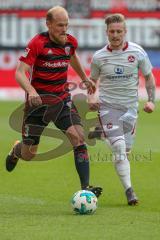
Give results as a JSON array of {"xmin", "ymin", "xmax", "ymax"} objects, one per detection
[
  {"xmin": 67, "ymin": 34, "xmax": 78, "ymax": 55},
  {"xmin": 90, "ymin": 54, "xmax": 100, "ymax": 81},
  {"xmin": 19, "ymin": 35, "xmax": 41, "ymax": 66},
  {"xmin": 138, "ymin": 50, "xmax": 152, "ymax": 76}
]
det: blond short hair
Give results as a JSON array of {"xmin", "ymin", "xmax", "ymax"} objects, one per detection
[{"xmin": 105, "ymin": 13, "xmax": 126, "ymax": 27}]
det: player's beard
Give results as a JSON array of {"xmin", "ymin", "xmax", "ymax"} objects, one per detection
[
  {"xmin": 50, "ymin": 33, "xmax": 67, "ymax": 45},
  {"xmin": 58, "ymin": 35, "xmax": 67, "ymax": 45},
  {"xmin": 54, "ymin": 34, "xmax": 67, "ymax": 45}
]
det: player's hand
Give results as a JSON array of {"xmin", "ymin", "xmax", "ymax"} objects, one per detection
[
  {"xmin": 83, "ymin": 79, "xmax": 96, "ymax": 95},
  {"xmin": 143, "ymin": 101, "xmax": 155, "ymax": 113},
  {"xmin": 28, "ymin": 90, "xmax": 42, "ymax": 107},
  {"xmin": 89, "ymin": 102, "xmax": 100, "ymax": 111}
]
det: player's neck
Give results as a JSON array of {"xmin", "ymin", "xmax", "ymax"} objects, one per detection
[{"xmin": 109, "ymin": 41, "xmax": 127, "ymax": 51}]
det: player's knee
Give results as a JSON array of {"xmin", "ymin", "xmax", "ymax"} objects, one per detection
[
  {"xmin": 110, "ymin": 137, "xmax": 127, "ymax": 162},
  {"xmin": 66, "ymin": 127, "xmax": 85, "ymax": 146},
  {"xmin": 70, "ymin": 132, "xmax": 84, "ymax": 145},
  {"xmin": 77, "ymin": 131, "xmax": 85, "ymax": 143}
]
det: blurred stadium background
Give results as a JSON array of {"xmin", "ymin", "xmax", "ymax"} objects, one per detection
[{"xmin": 0, "ymin": 0, "xmax": 160, "ymax": 100}]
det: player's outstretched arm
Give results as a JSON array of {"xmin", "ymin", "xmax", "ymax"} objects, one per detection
[
  {"xmin": 70, "ymin": 52, "xmax": 96, "ymax": 94},
  {"xmin": 143, "ymin": 72, "xmax": 156, "ymax": 113},
  {"xmin": 87, "ymin": 78, "xmax": 99, "ymax": 111},
  {"xmin": 15, "ymin": 61, "xmax": 42, "ymax": 107}
]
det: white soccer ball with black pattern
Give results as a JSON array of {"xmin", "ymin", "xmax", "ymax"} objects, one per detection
[{"xmin": 71, "ymin": 190, "xmax": 98, "ymax": 214}]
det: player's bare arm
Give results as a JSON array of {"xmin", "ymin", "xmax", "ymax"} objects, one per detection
[
  {"xmin": 88, "ymin": 78, "xmax": 99, "ymax": 111},
  {"xmin": 15, "ymin": 61, "xmax": 42, "ymax": 107},
  {"xmin": 143, "ymin": 72, "xmax": 156, "ymax": 113},
  {"xmin": 70, "ymin": 52, "xmax": 96, "ymax": 94}
]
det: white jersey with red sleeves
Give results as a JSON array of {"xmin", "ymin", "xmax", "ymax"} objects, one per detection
[{"xmin": 90, "ymin": 42, "xmax": 152, "ymax": 108}]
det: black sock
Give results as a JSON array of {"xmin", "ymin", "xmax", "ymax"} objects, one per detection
[{"xmin": 73, "ymin": 144, "xmax": 89, "ymax": 189}]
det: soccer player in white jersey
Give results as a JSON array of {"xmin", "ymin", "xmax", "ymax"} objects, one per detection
[{"xmin": 89, "ymin": 13, "xmax": 156, "ymax": 205}]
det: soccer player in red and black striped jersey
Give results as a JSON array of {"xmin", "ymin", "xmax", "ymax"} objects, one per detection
[{"xmin": 5, "ymin": 6, "xmax": 102, "ymax": 198}]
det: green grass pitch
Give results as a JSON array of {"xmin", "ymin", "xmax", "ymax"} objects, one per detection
[{"xmin": 0, "ymin": 100, "xmax": 160, "ymax": 240}]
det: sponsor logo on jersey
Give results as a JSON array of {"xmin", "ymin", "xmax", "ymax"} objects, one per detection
[
  {"xmin": 23, "ymin": 48, "xmax": 30, "ymax": 57},
  {"xmin": 114, "ymin": 66, "xmax": 124, "ymax": 74},
  {"xmin": 106, "ymin": 74, "xmax": 133, "ymax": 80},
  {"xmin": 43, "ymin": 61, "xmax": 68, "ymax": 68},
  {"xmin": 65, "ymin": 46, "xmax": 70, "ymax": 56},
  {"xmin": 128, "ymin": 55, "xmax": 135, "ymax": 62}
]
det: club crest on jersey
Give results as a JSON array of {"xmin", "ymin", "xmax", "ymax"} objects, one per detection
[
  {"xmin": 114, "ymin": 66, "xmax": 124, "ymax": 74},
  {"xmin": 128, "ymin": 55, "xmax": 135, "ymax": 62},
  {"xmin": 65, "ymin": 46, "xmax": 70, "ymax": 56},
  {"xmin": 23, "ymin": 48, "xmax": 30, "ymax": 57}
]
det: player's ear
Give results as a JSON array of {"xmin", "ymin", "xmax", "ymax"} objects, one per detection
[
  {"xmin": 46, "ymin": 20, "xmax": 51, "ymax": 29},
  {"xmin": 46, "ymin": 20, "xmax": 49, "ymax": 28}
]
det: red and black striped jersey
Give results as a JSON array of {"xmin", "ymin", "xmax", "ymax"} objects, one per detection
[{"xmin": 19, "ymin": 32, "xmax": 78, "ymax": 102}]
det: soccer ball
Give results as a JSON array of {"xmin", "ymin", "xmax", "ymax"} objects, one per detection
[{"xmin": 71, "ymin": 190, "xmax": 98, "ymax": 214}]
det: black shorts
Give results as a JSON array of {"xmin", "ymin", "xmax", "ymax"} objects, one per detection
[{"xmin": 22, "ymin": 97, "xmax": 82, "ymax": 145}]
